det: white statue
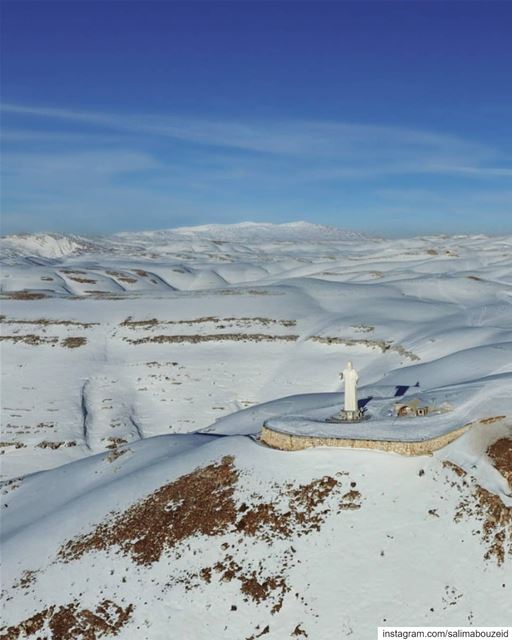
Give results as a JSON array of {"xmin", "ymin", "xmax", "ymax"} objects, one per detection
[{"xmin": 341, "ymin": 361, "xmax": 358, "ymax": 412}]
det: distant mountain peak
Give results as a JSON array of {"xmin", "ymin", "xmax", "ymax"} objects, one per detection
[{"xmin": 166, "ymin": 221, "xmax": 364, "ymax": 241}]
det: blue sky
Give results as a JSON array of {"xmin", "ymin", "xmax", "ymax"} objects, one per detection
[{"xmin": 1, "ymin": 0, "xmax": 511, "ymax": 236}]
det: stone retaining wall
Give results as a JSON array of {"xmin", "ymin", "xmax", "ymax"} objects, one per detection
[{"xmin": 260, "ymin": 424, "xmax": 471, "ymax": 456}]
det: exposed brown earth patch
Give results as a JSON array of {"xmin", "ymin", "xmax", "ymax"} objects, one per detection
[
  {"xmin": 58, "ymin": 458, "xmax": 359, "ymax": 613},
  {"xmin": 446, "ymin": 462, "xmax": 512, "ymax": 565},
  {"xmin": 351, "ymin": 324, "xmax": 374, "ymax": 333},
  {"xmin": 1, "ymin": 292, "xmax": 49, "ymax": 300},
  {"xmin": 246, "ymin": 625, "xmax": 271, "ymax": 639},
  {"xmin": 0, "ymin": 599, "xmax": 133, "ymax": 640},
  {"xmin": 487, "ymin": 438, "xmax": 512, "ymax": 490},
  {"xmin": 309, "ymin": 336, "xmax": 420, "ymax": 361},
  {"xmin": 456, "ymin": 486, "xmax": 512, "ymax": 565},
  {"xmin": 36, "ymin": 440, "xmax": 76, "ymax": 450},
  {"xmin": 106, "ymin": 447, "xmax": 130, "ymax": 463},
  {"xmin": 84, "ymin": 291, "xmax": 120, "ymax": 297},
  {"xmin": 122, "ymin": 316, "xmax": 203, "ymax": 328},
  {"xmin": 104, "ymin": 437, "xmax": 128, "ymax": 449},
  {"xmin": 0, "ymin": 441, "xmax": 27, "ymax": 450},
  {"xmin": 339, "ymin": 489, "xmax": 362, "ymax": 510},
  {"xmin": 67, "ymin": 276, "xmax": 97, "ymax": 284},
  {"xmin": 0, "ymin": 478, "xmax": 22, "ymax": 495},
  {"xmin": 61, "ymin": 337, "xmax": 87, "ymax": 348},
  {"xmin": 443, "ymin": 460, "xmax": 467, "ymax": 478},
  {"xmin": 0, "ymin": 316, "xmax": 97, "ymax": 328},
  {"xmin": 12, "ymin": 570, "xmax": 38, "ymax": 590},
  {"xmin": 209, "ymin": 555, "xmax": 289, "ymax": 612},
  {"xmin": 241, "ymin": 573, "xmax": 287, "ymax": 605},
  {"xmin": 59, "ymin": 456, "xmax": 239, "ymax": 565},
  {"xmin": 125, "ymin": 333, "xmax": 299, "ymax": 345},
  {"xmin": 105, "ymin": 271, "xmax": 137, "ymax": 283},
  {"xmin": 479, "ymin": 416, "xmax": 506, "ymax": 425},
  {"xmin": 121, "ymin": 316, "xmax": 296, "ymax": 328},
  {"xmin": 235, "ymin": 476, "xmax": 342, "ymax": 542},
  {"xmin": 0, "ymin": 335, "xmax": 58, "ymax": 346},
  {"xmin": 116, "ymin": 276, "xmax": 138, "ymax": 283},
  {"xmin": 226, "ymin": 317, "xmax": 296, "ymax": 327},
  {"xmin": 291, "ymin": 624, "xmax": 308, "ymax": 637},
  {"xmin": 191, "ymin": 472, "xmax": 357, "ymax": 611},
  {"xmin": 215, "ymin": 289, "xmax": 278, "ymax": 296}
]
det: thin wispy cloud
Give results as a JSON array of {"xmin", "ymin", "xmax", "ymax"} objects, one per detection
[
  {"xmin": 1, "ymin": 102, "xmax": 511, "ymax": 235},
  {"xmin": 431, "ymin": 165, "xmax": 512, "ymax": 178},
  {"xmin": 3, "ymin": 102, "xmax": 510, "ymax": 176}
]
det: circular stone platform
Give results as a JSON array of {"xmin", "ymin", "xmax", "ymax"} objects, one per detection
[{"xmin": 260, "ymin": 414, "xmax": 472, "ymax": 456}]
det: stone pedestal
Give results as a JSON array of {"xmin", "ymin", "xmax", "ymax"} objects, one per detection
[{"xmin": 325, "ymin": 408, "xmax": 366, "ymax": 423}]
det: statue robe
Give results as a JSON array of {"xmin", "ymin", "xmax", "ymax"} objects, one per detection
[{"xmin": 343, "ymin": 366, "xmax": 358, "ymax": 412}]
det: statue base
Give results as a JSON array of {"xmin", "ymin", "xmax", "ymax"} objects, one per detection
[{"xmin": 325, "ymin": 409, "xmax": 367, "ymax": 424}]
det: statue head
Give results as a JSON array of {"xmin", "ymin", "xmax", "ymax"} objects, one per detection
[{"xmin": 347, "ymin": 361, "xmax": 353, "ymax": 369}]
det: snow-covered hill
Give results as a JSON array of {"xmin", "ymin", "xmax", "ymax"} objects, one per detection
[
  {"xmin": 1, "ymin": 226, "xmax": 511, "ymax": 638},
  {"xmin": 148, "ymin": 221, "xmax": 365, "ymax": 241},
  {"xmin": 0, "ymin": 232, "xmax": 94, "ymax": 259},
  {"xmin": 0, "ymin": 222, "xmax": 364, "ymax": 261}
]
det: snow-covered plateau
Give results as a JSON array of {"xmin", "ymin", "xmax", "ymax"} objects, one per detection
[{"xmin": 1, "ymin": 222, "xmax": 511, "ymax": 639}]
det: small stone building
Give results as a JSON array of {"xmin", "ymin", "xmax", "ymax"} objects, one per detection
[{"xmin": 394, "ymin": 401, "xmax": 430, "ymax": 418}]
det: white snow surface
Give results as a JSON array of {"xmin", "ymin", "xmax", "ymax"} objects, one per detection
[
  {"xmin": 1, "ymin": 224, "xmax": 511, "ymax": 638},
  {"xmin": 0, "ymin": 232, "xmax": 93, "ymax": 259},
  {"xmin": 144, "ymin": 220, "xmax": 366, "ymax": 241}
]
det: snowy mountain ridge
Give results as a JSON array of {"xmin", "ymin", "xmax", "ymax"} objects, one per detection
[
  {"xmin": 149, "ymin": 220, "xmax": 366, "ymax": 241},
  {"xmin": 0, "ymin": 222, "xmax": 365, "ymax": 260}
]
